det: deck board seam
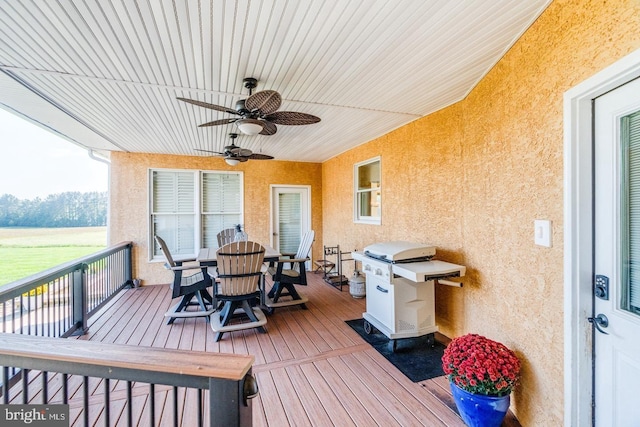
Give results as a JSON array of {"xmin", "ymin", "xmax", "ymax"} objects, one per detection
[{"xmin": 252, "ymin": 343, "xmax": 371, "ymax": 373}]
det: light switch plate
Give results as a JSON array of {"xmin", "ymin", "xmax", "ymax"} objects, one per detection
[{"xmin": 534, "ymin": 220, "xmax": 552, "ymax": 247}]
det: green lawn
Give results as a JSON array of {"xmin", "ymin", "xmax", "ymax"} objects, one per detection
[{"xmin": 0, "ymin": 227, "xmax": 107, "ymax": 286}]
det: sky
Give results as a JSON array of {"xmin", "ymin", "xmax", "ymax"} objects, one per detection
[{"xmin": 0, "ymin": 108, "xmax": 108, "ymax": 199}]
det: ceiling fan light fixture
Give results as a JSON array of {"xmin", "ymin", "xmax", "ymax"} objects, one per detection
[
  {"xmin": 225, "ymin": 158, "xmax": 241, "ymax": 166},
  {"xmin": 236, "ymin": 118, "xmax": 264, "ymax": 135}
]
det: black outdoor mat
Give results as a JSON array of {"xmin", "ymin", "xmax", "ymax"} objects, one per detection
[{"xmin": 346, "ymin": 318, "xmax": 446, "ymax": 383}]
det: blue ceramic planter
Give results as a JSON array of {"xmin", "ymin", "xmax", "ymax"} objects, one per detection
[{"xmin": 450, "ymin": 382, "xmax": 510, "ymax": 427}]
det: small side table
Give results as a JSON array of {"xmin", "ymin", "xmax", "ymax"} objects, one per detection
[{"xmin": 313, "ymin": 259, "xmax": 335, "ymax": 274}]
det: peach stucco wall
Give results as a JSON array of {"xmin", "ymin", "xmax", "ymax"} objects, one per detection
[
  {"xmin": 322, "ymin": 0, "xmax": 640, "ymax": 425},
  {"xmin": 109, "ymin": 152, "xmax": 322, "ymax": 285}
]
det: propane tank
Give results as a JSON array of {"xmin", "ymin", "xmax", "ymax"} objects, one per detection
[{"xmin": 349, "ymin": 270, "xmax": 366, "ymax": 298}]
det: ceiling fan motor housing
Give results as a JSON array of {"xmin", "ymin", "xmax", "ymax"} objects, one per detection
[{"xmin": 235, "ymin": 99, "xmax": 249, "ymax": 115}]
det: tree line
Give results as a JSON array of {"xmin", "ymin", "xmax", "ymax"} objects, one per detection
[{"xmin": 0, "ymin": 192, "xmax": 107, "ymax": 227}]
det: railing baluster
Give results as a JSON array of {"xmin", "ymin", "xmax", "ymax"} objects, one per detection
[
  {"xmin": 46, "ymin": 283, "xmax": 51, "ymax": 337},
  {"xmin": 26, "ymin": 294, "xmax": 30, "ymax": 335},
  {"xmin": 99, "ymin": 259, "xmax": 104, "ymax": 308},
  {"xmin": 66, "ymin": 274, "xmax": 72, "ymax": 333},
  {"xmin": 62, "ymin": 373, "xmax": 68, "ymax": 404},
  {"xmin": 11, "ymin": 299, "xmax": 15, "ymax": 333},
  {"xmin": 93, "ymin": 261, "xmax": 97, "ymax": 311},
  {"xmin": 3, "ymin": 366, "xmax": 9, "ymax": 403},
  {"xmin": 56, "ymin": 278, "xmax": 61, "ymax": 336},
  {"xmin": 87, "ymin": 263, "xmax": 92, "ymax": 312},
  {"xmin": 19, "ymin": 295, "xmax": 24, "ymax": 334},
  {"xmin": 83, "ymin": 376, "xmax": 89, "ymax": 427},
  {"xmin": 173, "ymin": 386, "xmax": 178, "ymax": 427},
  {"xmin": 22, "ymin": 368, "xmax": 29, "ymax": 403},
  {"xmin": 91, "ymin": 261, "xmax": 95, "ymax": 311},
  {"xmin": 127, "ymin": 381, "xmax": 132, "ymax": 427},
  {"xmin": 34, "ymin": 288, "xmax": 39, "ymax": 335},
  {"xmin": 41, "ymin": 288, "xmax": 46, "ymax": 336},
  {"xmin": 33, "ymin": 288, "xmax": 44, "ymax": 335},
  {"xmin": 149, "ymin": 383, "xmax": 155, "ymax": 427},
  {"xmin": 198, "ymin": 388, "xmax": 203, "ymax": 427},
  {"xmin": 94, "ymin": 260, "xmax": 98, "ymax": 310},
  {"xmin": 42, "ymin": 371, "xmax": 48, "ymax": 403},
  {"xmin": 58, "ymin": 277, "xmax": 62, "ymax": 335},
  {"xmin": 104, "ymin": 378, "xmax": 110, "ymax": 427}
]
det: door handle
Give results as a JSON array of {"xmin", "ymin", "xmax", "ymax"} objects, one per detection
[{"xmin": 588, "ymin": 314, "xmax": 609, "ymax": 335}]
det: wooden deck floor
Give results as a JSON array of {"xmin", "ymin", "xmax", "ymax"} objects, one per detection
[{"xmin": 11, "ymin": 272, "xmax": 520, "ymax": 426}]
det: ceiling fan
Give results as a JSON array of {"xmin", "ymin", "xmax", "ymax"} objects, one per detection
[
  {"xmin": 178, "ymin": 77, "xmax": 320, "ymax": 136},
  {"xmin": 195, "ymin": 133, "xmax": 274, "ymax": 166}
]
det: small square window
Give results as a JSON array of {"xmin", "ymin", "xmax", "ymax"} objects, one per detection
[{"xmin": 354, "ymin": 157, "xmax": 381, "ymax": 224}]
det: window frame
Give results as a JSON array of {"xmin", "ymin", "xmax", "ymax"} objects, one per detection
[
  {"xmin": 149, "ymin": 168, "xmax": 243, "ymax": 262},
  {"xmin": 353, "ymin": 156, "xmax": 381, "ymax": 225}
]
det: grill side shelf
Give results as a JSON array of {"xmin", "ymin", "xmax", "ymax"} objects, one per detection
[{"xmin": 391, "ymin": 260, "xmax": 466, "ymax": 283}]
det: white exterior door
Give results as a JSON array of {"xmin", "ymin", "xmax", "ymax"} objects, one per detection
[
  {"xmin": 270, "ymin": 185, "xmax": 311, "ymax": 255},
  {"xmin": 594, "ymin": 77, "xmax": 640, "ymax": 426}
]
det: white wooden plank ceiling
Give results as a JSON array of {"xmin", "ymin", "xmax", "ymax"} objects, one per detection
[{"xmin": 0, "ymin": 0, "xmax": 551, "ymax": 162}]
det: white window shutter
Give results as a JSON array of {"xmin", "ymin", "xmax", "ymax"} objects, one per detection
[
  {"xmin": 152, "ymin": 171, "xmax": 195, "ymax": 256},
  {"xmin": 202, "ymin": 172, "xmax": 242, "ymax": 248}
]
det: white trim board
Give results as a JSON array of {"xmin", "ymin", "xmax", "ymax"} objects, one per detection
[{"xmin": 563, "ymin": 48, "xmax": 640, "ymax": 426}]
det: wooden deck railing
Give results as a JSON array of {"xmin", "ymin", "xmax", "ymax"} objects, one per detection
[
  {"xmin": 0, "ymin": 242, "xmax": 133, "ymax": 338},
  {"xmin": 0, "ymin": 333, "xmax": 256, "ymax": 427}
]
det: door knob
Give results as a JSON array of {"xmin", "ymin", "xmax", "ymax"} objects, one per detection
[{"xmin": 588, "ymin": 313, "xmax": 609, "ymax": 335}]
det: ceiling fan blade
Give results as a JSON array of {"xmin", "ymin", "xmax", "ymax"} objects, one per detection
[
  {"xmin": 245, "ymin": 90, "xmax": 281, "ymax": 114},
  {"xmin": 248, "ymin": 153, "xmax": 274, "ymax": 160},
  {"xmin": 177, "ymin": 97, "xmax": 241, "ymax": 115},
  {"xmin": 259, "ymin": 121, "xmax": 277, "ymax": 135},
  {"xmin": 198, "ymin": 118, "xmax": 238, "ymax": 127},
  {"xmin": 194, "ymin": 148, "xmax": 225, "ymax": 155},
  {"xmin": 265, "ymin": 111, "xmax": 321, "ymax": 125},
  {"xmin": 228, "ymin": 147, "xmax": 252, "ymax": 157}
]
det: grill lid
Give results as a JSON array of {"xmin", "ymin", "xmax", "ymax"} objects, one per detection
[{"xmin": 363, "ymin": 241, "xmax": 436, "ymax": 263}]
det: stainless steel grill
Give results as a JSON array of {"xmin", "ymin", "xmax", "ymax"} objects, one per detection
[{"xmin": 352, "ymin": 241, "xmax": 465, "ymax": 351}]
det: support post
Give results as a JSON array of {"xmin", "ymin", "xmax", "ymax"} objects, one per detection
[
  {"xmin": 71, "ymin": 265, "xmax": 88, "ymax": 335},
  {"xmin": 209, "ymin": 372, "xmax": 253, "ymax": 427},
  {"xmin": 124, "ymin": 244, "xmax": 134, "ymax": 288}
]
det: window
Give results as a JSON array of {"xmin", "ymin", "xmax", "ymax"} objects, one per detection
[
  {"xmin": 621, "ymin": 110, "xmax": 640, "ymax": 315},
  {"xmin": 201, "ymin": 172, "xmax": 242, "ymax": 248},
  {"xmin": 354, "ymin": 157, "xmax": 381, "ymax": 224},
  {"xmin": 150, "ymin": 169, "xmax": 243, "ymax": 260}
]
